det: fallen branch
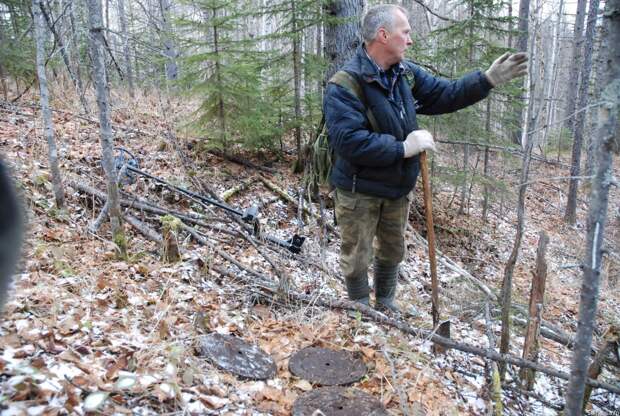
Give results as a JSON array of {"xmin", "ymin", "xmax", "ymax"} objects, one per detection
[
  {"xmin": 71, "ymin": 180, "xmax": 238, "ymax": 238},
  {"xmin": 220, "ymin": 179, "xmax": 253, "ymax": 202},
  {"xmin": 208, "ymin": 150, "xmax": 277, "ymax": 174},
  {"xmin": 207, "ymin": 263, "xmax": 620, "ymax": 396},
  {"xmin": 125, "ymin": 213, "xmax": 161, "ymax": 243},
  {"xmin": 407, "ymin": 225, "xmax": 496, "ymax": 300},
  {"xmin": 288, "ymin": 293, "xmax": 620, "ymax": 395},
  {"xmin": 258, "ymin": 175, "xmax": 338, "ymax": 236}
]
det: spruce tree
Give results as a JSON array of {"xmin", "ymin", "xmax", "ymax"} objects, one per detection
[{"xmin": 178, "ymin": 0, "xmax": 281, "ymax": 153}]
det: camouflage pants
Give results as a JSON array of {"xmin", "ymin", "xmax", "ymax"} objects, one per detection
[{"xmin": 335, "ymin": 188, "xmax": 411, "ymax": 285}]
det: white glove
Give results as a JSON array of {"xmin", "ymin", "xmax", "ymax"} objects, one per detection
[
  {"xmin": 402, "ymin": 130, "xmax": 436, "ymax": 158},
  {"xmin": 485, "ymin": 52, "xmax": 528, "ymax": 87}
]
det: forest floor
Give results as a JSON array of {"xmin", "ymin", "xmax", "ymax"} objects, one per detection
[{"xmin": 0, "ymin": 89, "xmax": 619, "ymax": 416}]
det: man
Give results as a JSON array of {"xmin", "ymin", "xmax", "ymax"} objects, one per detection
[{"xmin": 324, "ymin": 4, "xmax": 527, "ymax": 312}]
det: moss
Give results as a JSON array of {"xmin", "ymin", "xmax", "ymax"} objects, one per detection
[
  {"xmin": 161, "ymin": 215, "xmax": 182, "ymax": 232},
  {"xmin": 113, "ymin": 230, "xmax": 128, "ymax": 260}
]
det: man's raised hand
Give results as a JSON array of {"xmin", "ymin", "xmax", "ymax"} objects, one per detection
[{"xmin": 485, "ymin": 52, "xmax": 528, "ymax": 87}]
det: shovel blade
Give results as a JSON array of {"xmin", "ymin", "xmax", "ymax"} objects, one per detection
[{"xmin": 432, "ymin": 320, "xmax": 451, "ymax": 355}]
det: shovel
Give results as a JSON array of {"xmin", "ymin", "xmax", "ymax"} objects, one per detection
[{"xmin": 419, "ymin": 151, "xmax": 451, "ymax": 353}]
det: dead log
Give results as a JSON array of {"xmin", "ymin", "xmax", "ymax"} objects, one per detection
[
  {"xmin": 207, "ymin": 149, "xmax": 277, "ymax": 174},
  {"xmin": 125, "ymin": 214, "xmax": 161, "ymax": 242},
  {"xmin": 520, "ymin": 231, "xmax": 549, "ymax": 389},
  {"xmin": 220, "ymin": 179, "xmax": 252, "ymax": 202}
]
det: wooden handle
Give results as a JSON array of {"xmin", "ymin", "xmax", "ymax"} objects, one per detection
[{"xmin": 420, "ymin": 151, "xmax": 440, "ymax": 327}]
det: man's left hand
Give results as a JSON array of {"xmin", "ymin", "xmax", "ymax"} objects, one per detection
[{"xmin": 485, "ymin": 52, "xmax": 528, "ymax": 87}]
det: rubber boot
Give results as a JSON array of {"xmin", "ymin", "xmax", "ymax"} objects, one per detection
[
  {"xmin": 345, "ymin": 272, "xmax": 370, "ymax": 306},
  {"xmin": 374, "ymin": 260, "xmax": 400, "ymax": 313}
]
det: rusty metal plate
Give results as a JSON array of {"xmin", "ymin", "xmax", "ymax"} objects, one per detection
[
  {"xmin": 289, "ymin": 347, "xmax": 366, "ymax": 385},
  {"xmin": 197, "ymin": 334, "xmax": 276, "ymax": 380},
  {"xmin": 292, "ymin": 387, "xmax": 388, "ymax": 416}
]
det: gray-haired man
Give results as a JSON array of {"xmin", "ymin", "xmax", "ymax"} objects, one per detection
[{"xmin": 324, "ymin": 4, "xmax": 526, "ymax": 312}]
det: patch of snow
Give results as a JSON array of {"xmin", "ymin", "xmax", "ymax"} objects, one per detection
[{"xmin": 49, "ymin": 362, "xmax": 82, "ymax": 380}]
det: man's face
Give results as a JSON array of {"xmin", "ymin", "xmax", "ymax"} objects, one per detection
[{"xmin": 379, "ymin": 10, "xmax": 412, "ymax": 65}]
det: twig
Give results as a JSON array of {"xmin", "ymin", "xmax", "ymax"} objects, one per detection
[
  {"xmin": 259, "ymin": 175, "xmax": 338, "ymax": 236},
  {"xmin": 383, "ymin": 349, "xmax": 412, "ymax": 416}
]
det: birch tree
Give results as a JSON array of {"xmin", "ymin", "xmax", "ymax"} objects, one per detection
[
  {"xmin": 564, "ymin": 0, "xmax": 600, "ymax": 224},
  {"xmin": 87, "ymin": 0, "xmax": 127, "ymax": 258},
  {"xmin": 117, "ymin": 0, "xmax": 134, "ymax": 97},
  {"xmin": 160, "ymin": 0, "xmax": 178, "ymax": 81},
  {"xmin": 563, "ymin": 0, "xmax": 588, "ymax": 134},
  {"xmin": 33, "ymin": 0, "xmax": 64, "ymax": 208},
  {"xmin": 565, "ymin": 0, "xmax": 620, "ymax": 411},
  {"xmin": 511, "ymin": 0, "xmax": 531, "ymax": 146}
]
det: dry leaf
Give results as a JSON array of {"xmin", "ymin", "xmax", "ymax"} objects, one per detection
[
  {"xmin": 293, "ymin": 379, "xmax": 313, "ymax": 392},
  {"xmin": 199, "ymin": 394, "xmax": 229, "ymax": 409}
]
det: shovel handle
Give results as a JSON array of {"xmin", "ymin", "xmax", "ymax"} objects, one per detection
[{"xmin": 420, "ymin": 151, "xmax": 440, "ymax": 327}]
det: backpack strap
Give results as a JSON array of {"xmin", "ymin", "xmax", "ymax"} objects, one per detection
[{"xmin": 329, "ymin": 71, "xmax": 380, "ymax": 133}]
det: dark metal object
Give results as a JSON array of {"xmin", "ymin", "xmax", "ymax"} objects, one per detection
[
  {"xmin": 289, "ymin": 347, "xmax": 366, "ymax": 385},
  {"xmin": 113, "ymin": 147, "xmax": 139, "ymax": 185},
  {"xmin": 197, "ymin": 333, "xmax": 276, "ymax": 380},
  {"xmin": 292, "ymin": 387, "xmax": 388, "ymax": 416},
  {"xmin": 122, "ymin": 165, "xmax": 304, "ymax": 253}
]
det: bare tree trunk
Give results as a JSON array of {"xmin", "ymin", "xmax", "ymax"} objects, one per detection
[
  {"xmin": 519, "ymin": 231, "xmax": 549, "ymax": 390},
  {"xmin": 67, "ymin": 1, "xmax": 87, "ymax": 109},
  {"xmin": 33, "ymin": 0, "xmax": 64, "ymax": 208},
  {"xmin": 0, "ymin": 23, "xmax": 8, "ymax": 100},
  {"xmin": 316, "ymin": 0, "xmax": 323, "ymax": 103},
  {"xmin": 160, "ymin": 0, "xmax": 178, "ymax": 81},
  {"xmin": 87, "ymin": 0, "xmax": 127, "ymax": 258},
  {"xmin": 39, "ymin": 0, "xmax": 89, "ymax": 114},
  {"xmin": 482, "ymin": 98, "xmax": 491, "ymax": 221},
  {"xmin": 117, "ymin": 0, "xmax": 134, "ymax": 97},
  {"xmin": 458, "ymin": 143, "xmax": 468, "ymax": 215},
  {"xmin": 563, "ymin": 0, "xmax": 588, "ymax": 134},
  {"xmin": 212, "ymin": 8, "xmax": 227, "ymax": 153},
  {"xmin": 292, "ymin": 0, "xmax": 303, "ymax": 173},
  {"xmin": 565, "ymin": 0, "xmax": 619, "ymax": 411},
  {"xmin": 499, "ymin": 31, "xmax": 540, "ymax": 378},
  {"xmin": 323, "ymin": 0, "xmax": 364, "ymax": 81},
  {"xmin": 510, "ymin": 0, "xmax": 531, "ymax": 146},
  {"xmin": 564, "ymin": 0, "xmax": 600, "ymax": 224},
  {"xmin": 541, "ymin": 0, "xmax": 565, "ymax": 151}
]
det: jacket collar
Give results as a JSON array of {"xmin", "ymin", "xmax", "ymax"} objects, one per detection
[{"xmin": 358, "ymin": 44, "xmax": 406, "ymax": 84}]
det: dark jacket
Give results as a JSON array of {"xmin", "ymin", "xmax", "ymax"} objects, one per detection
[{"xmin": 324, "ymin": 46, "xmax": 493, "ymax": 199}]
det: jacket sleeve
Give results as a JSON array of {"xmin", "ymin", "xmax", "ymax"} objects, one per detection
[
  {"xmin": 324, "ymin": 83, "xmax": 404, "ymax": 167},
  {"xmin": 410, "ymin": 64, "xmax": 493, "ymax": 116}
]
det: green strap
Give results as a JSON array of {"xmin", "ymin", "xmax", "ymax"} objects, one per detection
[{"xmin": 329, "ymin": 71, "xmax": 380, "ymax": 133}]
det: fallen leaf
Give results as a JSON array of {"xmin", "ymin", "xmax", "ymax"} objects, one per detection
[{"xmin": 83, "ymin": 391, "xmax": 108, "ymax": 412}]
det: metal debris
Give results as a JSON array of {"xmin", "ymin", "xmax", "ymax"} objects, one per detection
[
  {"xmin": 197, "ymin": 333, "xmax": 276, "ymax": 380},
  {"xmin": 289, "ymin": 347, "xmax": 366, "ymax": 385},
  {"xmin": 292, "ymin": 386, "xmax": 388, "ymax": 416}
]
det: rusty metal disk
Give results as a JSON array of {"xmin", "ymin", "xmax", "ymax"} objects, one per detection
[
  {"xmin": 292, "ymin": 387, "xmax": 388, "ymax": 416},
  {"xmin": 197, "ymin": 333, "xmax": 276, "ymax": 380},
  {"xmin": 289, "ymin": 347, "xmax": 366, "ymax": 385}
]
